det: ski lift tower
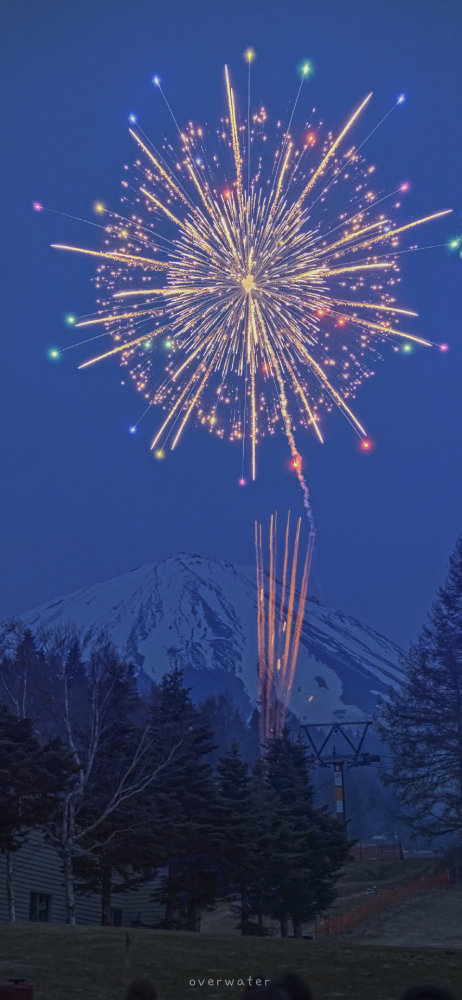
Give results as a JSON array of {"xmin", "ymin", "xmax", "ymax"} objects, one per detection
[{"xmin": 300, "ymin": 720, "xmax": 380, "ymax": 827}]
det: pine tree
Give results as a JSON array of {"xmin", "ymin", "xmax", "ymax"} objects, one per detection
[
  {"xmin": 201, "ymin": 695, "xmax": 248, "ymax": 761},
  {"xmin": 150, "ymin": 666, "xmax": 219, "ymax": 930},
  {"xmin": 216, "ymin": 740, "xmax": 257, "ymax": 933},
  {"xmin": 245, "ymin": 756, "xmax": 282, "ymax": 934},
  {"xmin": 379, "ymin": 536, "xmax": 462, "ymax": 840},
  {"xmin": 0, "ymin": 626, "xmax": 49, "ymax": 726},
  {"xmin": 0, "ymin": 704, "xmax": 73, "ymax": 920},
  {"xmin": 0, "ymin": 704, "xmax": 72, "ymax": 851},
  {"xmin": 263, "ymin": 729, "xmax": 350, "ymax": 936}
]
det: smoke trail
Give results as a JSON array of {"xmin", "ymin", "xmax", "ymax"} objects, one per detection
[{"xmin": 274, "ymin": 365, "xmax": 316, "ymax": 538}]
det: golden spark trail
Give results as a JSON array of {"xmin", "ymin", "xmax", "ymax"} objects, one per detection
[
  {"xmin": 290, "ymin": 332, "xmax": 367, "ymax": 435},
  {"xmin": 319, "ymin": 221, "xmax": 385, "ymax": 255},
  {"xmin": 281, "ymin": 516, "xmax": 301, "ymax": 688},
  {"xmin": 331, "ymin": 299, "xmax": 418, "ymax": 317},
  {"xmin": 150, "ymin": 367, "xmax": 204, "ymax": 449},
  {"xmin": 51, "ymin": 245, "xmax": 169, "ymax": 269},
  {"xmin": 113, "ymin": 287, "xmax": 212, "ymax": 298},
  {"xmin": 330, "ymin": 312, "xmax": 432, "ymax": 346},
  {"xmin": 259, "ymin": 523, "xmax": 267, "ymax": 740},
  {"xmin": 250, "ymin": 359, "xmax": 257, "ymax": 480},
  {"xmin": 320, "ymin": 262, "xmax": 393, "ymax": 276},
  {"xmin": 140, "ymin": 187, "xmax": 187, "ymax": 229},
  {"xmin": 224, "ymin": 65, "xmax": 243, "ymax": 209},
  {"xmin": 271, "ymin": 143, "xmax": 292, "ymax": 217},
  {"xmin": 284, "ymin": 357, "xmax": 324, "ymax": 443},
  {"xmin": 287, "ymin": 261, "xmax": 393, "ymax": 282},
  {"xmin": 171, "ymin": 339, "xmax": 209, "ymax": 382},
  {"xmin": 255, "ymin": 521, "xmax": 264, "ymax": 743},
  {"xmin": 256, "ymin": 512, "xmax": 313, "ymax": 743},
  {"xmin": 78, "ymin": 325, "xmax": 171, "ymax": 368},
  {"xmin": 340, "ymin": 209, "xmax": 453, "ymax": 255},
  {"xmin": 249, "ymin": 297, "xmax": 259, "ymax": 480},
  {"xmin": 129, "ymin": 129, "xmax": 191, "ymax": 206},
  {"xmin": 75, "ymin": 310, "xmax": 155, "ymax": 328},
  {"xmin": 298, "ymin": 93, "xmax": 373, "ymax": 204},
  {"xmin": 279, "ymin": 511, "xmax": 291, "ymax": 637},
  {"xmin": 268, "ymin": 513, "xmax": 277, "ymax": 686},
  {"xmin": 185, "ymin": 162, "xmax": 217, "ymax": 218},
  {"xmin": 286, "ymin": 537, "xmax": 313, "ymax": 698},
  {"xmin": 255, "ymin": 521, "xmax": 268, "ymax": 744},
  {"xmin": 170, "ymin": 368, "xmax": 210, "ymax": 449}
]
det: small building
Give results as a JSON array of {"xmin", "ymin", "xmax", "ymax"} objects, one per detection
[{"xmin": 0, "ymin": 832, "xmax": 164, "ymax": 926}]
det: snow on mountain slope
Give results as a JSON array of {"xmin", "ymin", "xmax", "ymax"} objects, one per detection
[{"xmin": 9, "ymin": 553, "xmax": 404, "ymax": 722}]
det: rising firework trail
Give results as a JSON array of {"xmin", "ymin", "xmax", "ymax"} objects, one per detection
[
  {"xmin": 256, "ymin": 510, "xmax": 313, "ymax": 745},
  {"xmin": 49, "ymin": 58, "xmax": 451, "ymax": 497}
]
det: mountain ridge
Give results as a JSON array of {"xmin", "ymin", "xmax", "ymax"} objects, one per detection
[{"xmin": 3, "ymin": 552, "xmax": 404, "ymax": 722}]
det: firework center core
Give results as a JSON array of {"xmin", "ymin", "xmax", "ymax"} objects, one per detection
[{"xmin": 242, "ymin": 273, "xmax": 256, "ymax": 294}]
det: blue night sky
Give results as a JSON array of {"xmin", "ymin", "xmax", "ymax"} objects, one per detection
[{"xmin": 1, "ymin": 0, "xmax": 461, "ymax": 648}]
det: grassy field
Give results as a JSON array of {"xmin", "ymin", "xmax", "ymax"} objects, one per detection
[
  {"xmin": 1, "ymin": 918, "xmax": 461, "ymax": 1000},
  {"xmin": 363, "ymin": 887, "xmax": 462, "ymax": 949}
]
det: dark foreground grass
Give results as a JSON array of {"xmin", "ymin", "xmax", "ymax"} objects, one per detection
[{"xmin": 1, "ymin": 924, "xmax": 461, "ymax": 1000}]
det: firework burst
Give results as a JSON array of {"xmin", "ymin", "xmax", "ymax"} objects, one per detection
[{"xmin": 51, "ymin": 60, "xmax": 451, "ymax": 492}]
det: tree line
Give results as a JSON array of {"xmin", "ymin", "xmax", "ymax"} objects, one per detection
[
  {"xmin": 0, "ymin": 627, "xmax": 349, "ymax": 933},
  {"xmin": 379, "ymin": 535, "xmax": 462, "ymax": 851}
]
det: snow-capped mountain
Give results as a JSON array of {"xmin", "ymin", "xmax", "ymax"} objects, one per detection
[{"xmin": 8, "ymin": 554, "xmax": 404, "ymax": 722}]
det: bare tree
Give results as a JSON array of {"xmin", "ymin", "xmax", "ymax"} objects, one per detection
[
  {"xmin": 42, "ymin": 628, "xmax": 182, "ymax": 923},
  {"xmin": 1, "ymin": 624, "xmax": 181, "ymax": 924}
]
